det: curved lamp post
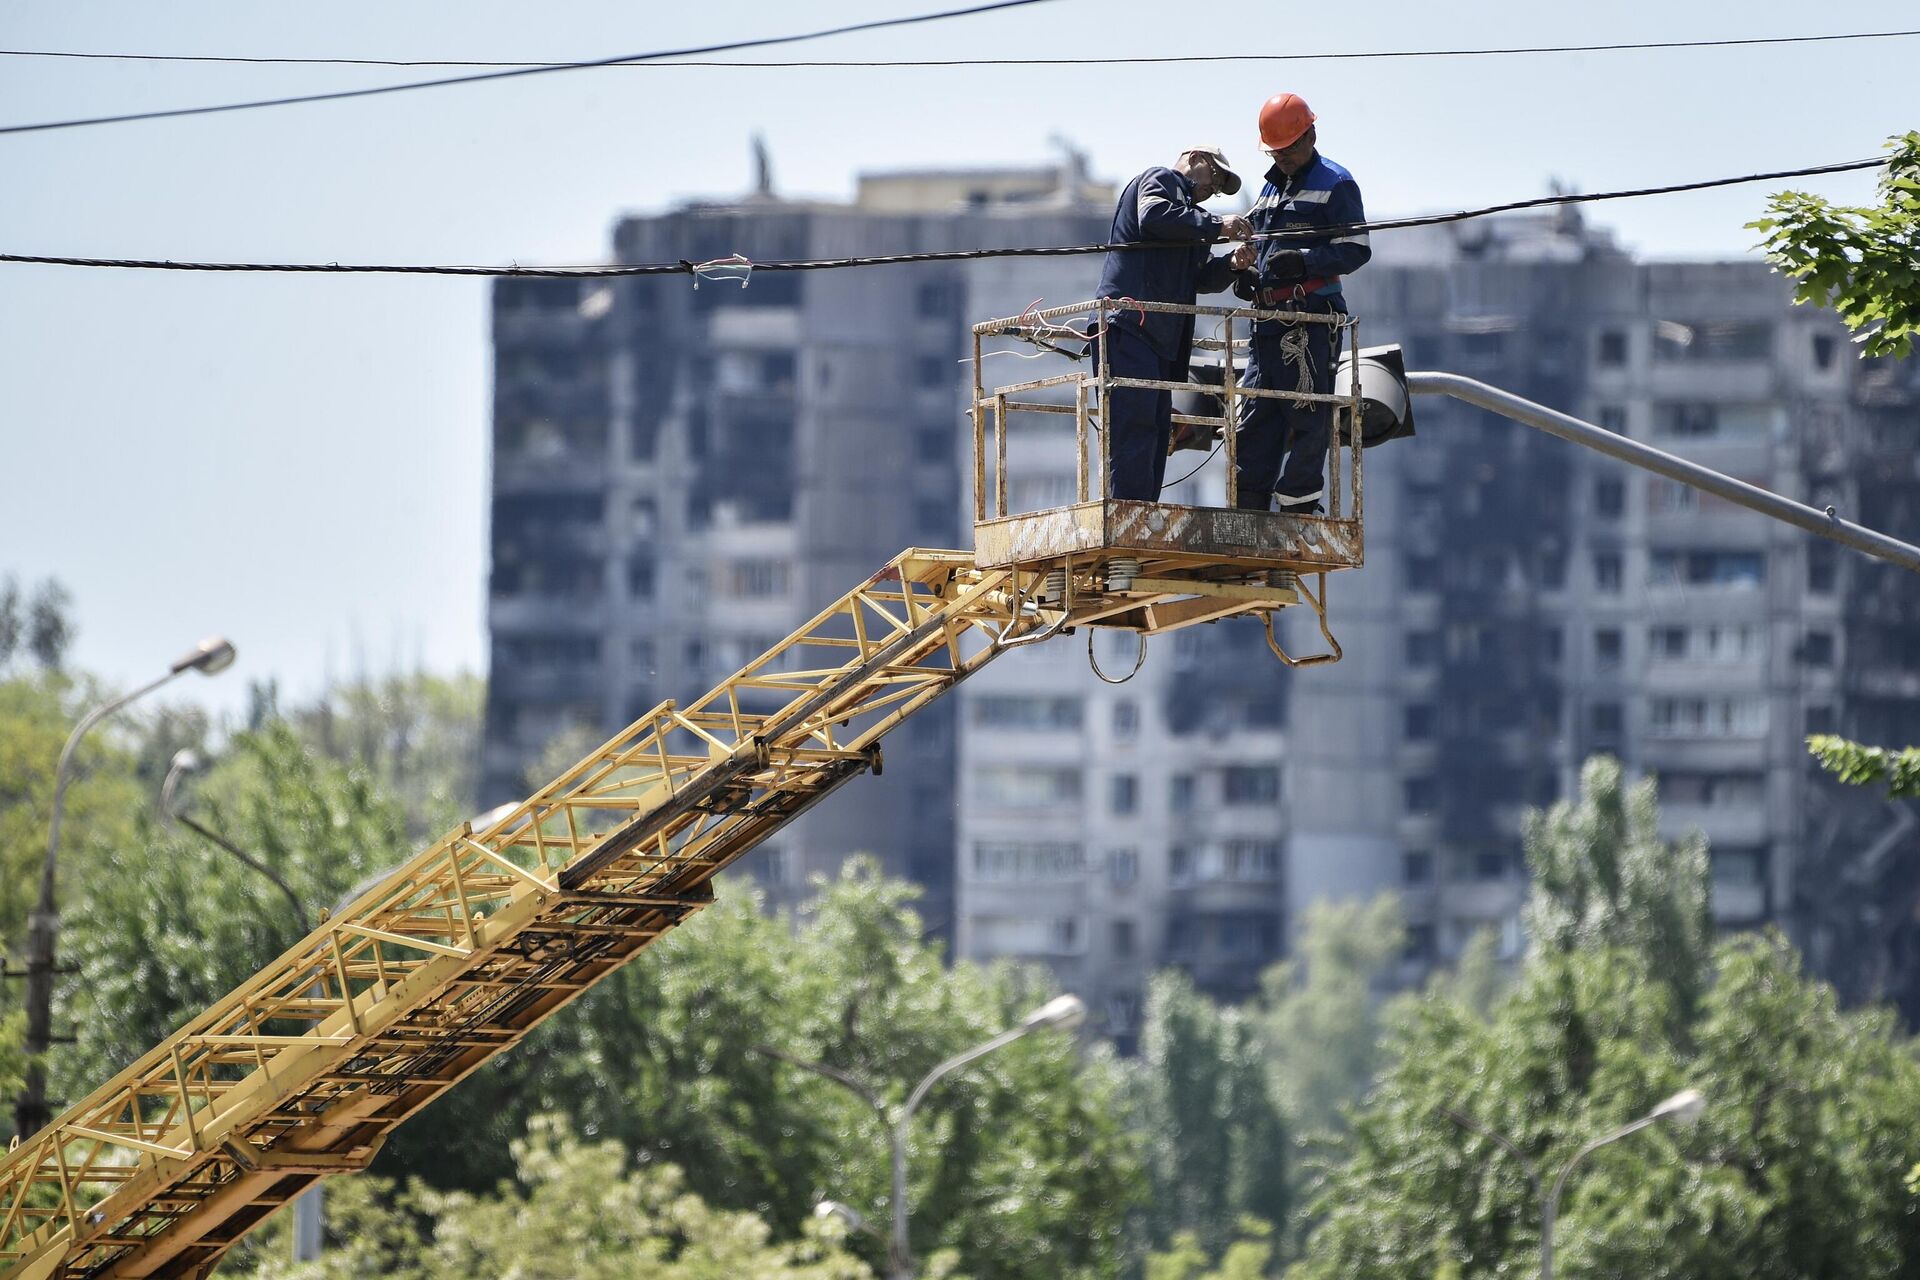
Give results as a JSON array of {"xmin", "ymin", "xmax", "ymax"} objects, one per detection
[
  {"xmin": 1442, "ymin": 1087, "xmax": 1706, "ymax": 1280},
  {"xmin": 160, "ymin": 748, "xmax": 304, "ymax": 923},
  {"xmin": 13, "ymin": 637, "xmax": 236, "ymax": 1141},
  {"xmin": 766, "ymin": 993, "xmax": 1087, "ymax": 1279}
]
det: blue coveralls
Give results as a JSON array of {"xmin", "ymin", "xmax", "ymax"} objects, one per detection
[
  {"xmin": 1233, "ymin": 153, "xmax": 1372, "ymax": 511},
  {"xmin": 1091, "ymin": 167, "xmax": 1239, "ymax": 502}
]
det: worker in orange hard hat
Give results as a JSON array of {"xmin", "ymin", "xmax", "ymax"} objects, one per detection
[{"xmin": 1228, "ymin": 93, "xmax": 1372, "ymax": 513}]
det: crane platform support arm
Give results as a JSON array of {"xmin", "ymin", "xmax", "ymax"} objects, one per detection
[
  {"xmin": 0, "ymin": 550, "xmax": 1052, "ymax": 1280},
  {"xmin": 2, "ymin": 297, "xmax": 1366, "ymax": 1280}
]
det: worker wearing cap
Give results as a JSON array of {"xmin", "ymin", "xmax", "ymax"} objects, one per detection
[
  {"xmin": 1091, "ymin": 147, "xmax": 1252, "ymax": 502},
  {"xmin": 1231, "ymin": 94, "xmax": 1372, "ymax": 512}
]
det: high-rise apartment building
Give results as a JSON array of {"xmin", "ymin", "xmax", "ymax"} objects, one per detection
[
  {"xmin": 484, "ymin": 155, "xmax": 1112, "ymax": 936},
  {"xmin": 486, "ymin": 161, "xmax": 1920, "ymax": 1028}
]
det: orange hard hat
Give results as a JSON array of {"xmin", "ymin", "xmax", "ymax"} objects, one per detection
[{"xmin": 1259, "ymin": 93, "xmax": 1316, "ymax": 149}]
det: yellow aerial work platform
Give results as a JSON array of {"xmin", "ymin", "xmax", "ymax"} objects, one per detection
[{"xmin": 0, "ymin": 299, "xmax": 1375, "ymax": 1280}]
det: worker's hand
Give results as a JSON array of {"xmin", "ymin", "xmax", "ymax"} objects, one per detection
[
  {"xmin": 1230, "ymin": 243, "xmax": 1257, "ymax": 271},
  {"xmin": 1219, "ymin": 214, "xmax": 1253, "ymax": 241}
]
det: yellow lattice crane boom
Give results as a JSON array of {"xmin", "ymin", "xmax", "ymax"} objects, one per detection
[{"xmin": 1, "ymin": 300, "xmax": 1372, "ymax": 1280}]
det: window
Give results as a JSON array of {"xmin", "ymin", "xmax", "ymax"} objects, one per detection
[
  {"xmin": 1590, "ymin": 701, "xmax": 1624, "ymax": 735},
  {"xmin": 1595, "ymin": 628, "xmax": 1623, "ymax": 669},
  {"xmin": 1598, "ymin": 404, "xmax": 1628, "ymax": 433},
  {"xmin": 1169, "ymin": 774, "xmax": 1195, "ymax": 813},
  {"xmin": 1404, "ymin": 554, "xmax": 1441, "ymax": 589},
  {"xmin": 722, "ymin": 558, "xmax": 791, "ymax": 598},
  {"xmin": 1658, "ymin": 771, "xmax": 1765, "ymax": 808},
  {"xmin": 1475, "ymin": 850, "xmax": 1512, "ymax": 881},
  {"xmin": 1652, "ymin": 320, "xmax": 1772, "ymax": 362},
  {"xmin": 1648, "ymin": 697, "xmax": 1769, "ymax": 739},
  {"xmin": 971, "ymin": 914, "xmax": 1085, "ymax": 955},
  {"xmin": 1648, "ymin": 478, "xmax": 1698, "ymax": 514},
  {"xmin": 1597, "ymin": 330, "xmax": 1628, "ymax": 366},
  {"xmin": 1112, "ymin": 700, "xmax": 1140, "ymax": 738},
  {"xmin": 1223, "ymin": 766, "xmax": 1280, "ymax": 805},
  {"xmin": 916, "ymin": 279, "xmax": 959, "ymax": 317},
  {"xmin": 915, "ymin": 427, "xmax": 949, "ymax": 464},
  {"xmin": 1594, "ymin": 477, "xmax": 1625, "ymax": 519},
  {"xmin": 1107, "ymin": 847, "xmax": 1139, "ymax": 889},
  {"xmin": 972, "ymin": 695, "xmax": 1082, "ymax": 730},
  {"xmin": 1404, "ymin": 703, "xmax": 1435, "ymax": 741},
  {"xmin": 1540, "ymin": 627, "xmax": 1564, "ymax": 664},
  {"xmin": 627, "ymin": 561, "xmax": 655, "ymax": 598},
  {"xmin": 1806, "ymin": 703, "xmax": 1835, "ymax": 734},
  {"xmin": 1652, "ymin": 402, "xmax": 1772, "ymax": 438},
  {"xmin": 975, "ymin": 765, "xmax": 1082, "ymax": 807},
  {"xmin": 1169, "ymin": 846, "xmax": 1192, "ymax": 886},
  {"xmin": 1402, "ymin": 850, "xmax": 1434, "ymax": 884},
  {"xmin": 629, "ymin": 637, "xmax": 656, "ymax": 669},
  {"xmin": 1216, "ymin": 914, "xmax": 1278, "ymax": 957},
  {"xmin": 971, "ymin": 841, "xmax": 1086, "ymax": 881},
  {"xmin": 1649, "ymin": 550, "xmax": 1763, "ymax": 590},
  {"xmin": 1538, "ymin": 549, "xmax": 1567, "ymax": 589},
  {"xmin": 1802, "ymin": 630, "xmax": 1835, "ymax": 667},
  {"xmin": 1221, "ymin": 840, "xmax": 1282, "ymax": 881},
  {"xmin": 1109, "ymin": 774, "xmax": 1139, "ymax": 816},
  {"xmin": 1592, "ymin": 551, "xmax": 1622, "ymax": 593},
  {"xmin": 1711, "ymin": 846, "xmax": 1768, "ymax": 887},
  {"xmin": 1807, "ymin": 544, "xmax": 1838, "ymax": 594},
  {"xmin": 1406, "ymin": 630, "xmax": 1439, "ymax": 667},
  {"xmin": 1111, "ymin": 918, "xmax": 1137, "ymax": 958},
  {"xmin": 1403, "ymin": 776, "xmax": 1438, "ymax": 815},
  {"xmin": 1812, "ymin": 332, "xmax": 1837, "ymax": 370},
  {"xmin": 916, "ymin": 356, "xmax": 950, "ymax": 389},
  {"xmin": 1405, "ymin": 923, "xmax": 1437, "ymax": 961}
]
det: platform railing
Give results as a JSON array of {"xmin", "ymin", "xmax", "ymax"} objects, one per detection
[{"xmin": 970, "ymin": 298, "xmax": 1363, "ymax": 524}]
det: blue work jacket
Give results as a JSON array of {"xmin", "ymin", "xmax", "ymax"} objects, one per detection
[
  {"xmin": 1094, "ymin": 166, "xmax": 1240, "ymax": 378},
  {"xmin": 1241, "ymin": 152, "xmax": 1372, "ymax": 326}
]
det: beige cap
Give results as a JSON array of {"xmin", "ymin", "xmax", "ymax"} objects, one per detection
[{"xmin": 1184, "ymin": 144, "xmax": 1243, "ymax": 197}]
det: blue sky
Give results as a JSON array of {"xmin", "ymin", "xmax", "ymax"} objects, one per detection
[{"xmin": 1, "ymin": 0, "xmax": 1912, "ymax": 718}]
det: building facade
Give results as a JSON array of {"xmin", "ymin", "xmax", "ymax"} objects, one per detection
[
  {"xmin": 486, "ymin": 165, "xmax": 1920, "ymax": 1029},
  {"xmin": 484, "ymin": 156, "xmax": 1112, "ymax": 937}
]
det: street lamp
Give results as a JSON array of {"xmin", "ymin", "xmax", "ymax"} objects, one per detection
[
  {"xmin": 762, "ymin": 993, "xmax": 1086, "ymax": 1280},
  {"xmin": 13, "ymin": 637, "xmax": 236, "ymax": 1142},
  {"xmin": 1442, "ymin": 1087, "xmax": 1705, "ymax": 1280}
]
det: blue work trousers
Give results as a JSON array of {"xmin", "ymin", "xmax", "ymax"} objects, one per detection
[
  {"xmin": 1233, "ymin": 314, "xmax": 1344, "ymax": 511},
  {"xmin": 1093, "ymin": 325, "xmax": 1175, "ymax": 502}
]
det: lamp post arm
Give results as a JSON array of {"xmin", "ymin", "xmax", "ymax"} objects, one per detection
[
  {"xmin": 41, "ymin": 670, "xmax": 181, "ymax": 908},
  {"xmin": 1436, "ymin": 1106, "xmax": 1544, "ymax": 1201},
  {"xmin": 750, "ymin": 1044, "xmax": 887, "ymax": 1120},
  {"xmin": 1539, "ymin": 1115, "xmax": 1659, "ymax": 1280},
  {"xmin": 172, "ymin": 811, "xmax": 307, "ymax": 925},
  {"xmin": 900, "ymin": 1024, "xmax": 1029, "ymax": 1125}
]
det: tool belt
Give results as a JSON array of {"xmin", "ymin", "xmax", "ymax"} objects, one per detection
[{"xmin": 1254, "ymin": 278, "xmax": 1339, "ymax": 307}]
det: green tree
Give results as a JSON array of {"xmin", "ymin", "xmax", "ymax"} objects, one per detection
[
  {"xmin": 0, "ymin": 1010, "xmax": 25, "ymax": 1097},
  {"xmin": 1523, "ymin": 756, "xmax": 1711, "ymax": 1021},
  {"xmin": 1148, "ymin": 1219, "xmax": 1277, "ymax": 1280},
  {"xmin": 0, "ymin": 673, "xmax": 145, "ymax": 960},
  {"xmin": 291, "ymin": 671, "xmax": 483, "ymax": 839},
  {"xmin": 221, "ymin": 1114, "xmax": 874, "ymax": 1280},
  {"xmin": 391, "ymin": 860, "xmax": 1143, "ymax": 1280},
  {"xmin": 1133, "ymin": 971, "xmax": 1289, "ymax": 1266},
  {"xmin": 1807, "ymin": 733, "xmax": 1920, "ymax": 799},
  {"xmin": 59, "ymin": 722, "xmax": 412, "ymax": 1092},
  {"xmin": 1750, "ymin": 131, "xmax": 1920, "ymax": 359},
  {"xmin": 1261, "ymin": 893, "xmax": 1406, "ymax": 1145},
  {"xmin": 1290, "ymin": 759, "xmax": 1920, "ymax": 1280}
]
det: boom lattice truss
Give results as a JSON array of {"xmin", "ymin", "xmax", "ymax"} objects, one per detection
[{"xmin": 3, "ymin": 297, "xmax": 1368, "ymax": 1280}]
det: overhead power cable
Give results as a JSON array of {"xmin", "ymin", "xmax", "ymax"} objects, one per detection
[
  {"xmin": 0, "ymin": 0, "xmax": 1058, "ymax": 137},
  {"xmin": 0, "ymin": 155, "xmax": 1887, "ymax": 279},
  {"xmin": 3, "ymin": 26, "xmax": 1914, "ymax": 69}
]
